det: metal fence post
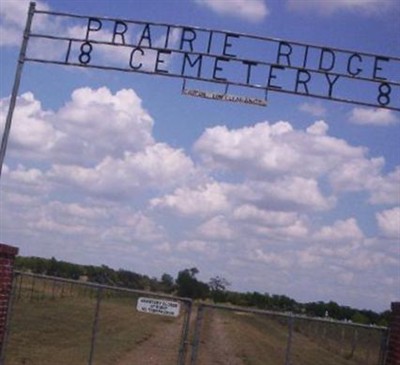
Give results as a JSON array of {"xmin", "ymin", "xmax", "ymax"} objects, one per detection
[
  {"xmin": 349, "ymin": 328, "xmax": 358, "ymax": 359},
  {"xmin": 378, "ymin": 329, "xmax": 389, "ymax": 365},
  {"xmin": 88, "ymin": 287, "xmax": 103, "ymax": 365},
  {"xmin": 0, "ymin": 2, "xmax": 35, "ymax": 179},
  {"xmin": 177, "ymin": 300, "xmax": 192, "ymax": 365},
  {"xmin": 190, "ymin": 305, "xmax": 205, "ymax": 365},
  {"xmin": 285, "ymin": 315, "xmax": 294, "ymax": 365}
]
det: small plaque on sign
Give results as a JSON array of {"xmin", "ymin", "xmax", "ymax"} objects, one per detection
[
  {"xmin": 137, "ymin": 297, "xmax": 180, "ymax": 317},
  {"xmin": 182, "ymin": 88, "xmax": 267, "ymax": 106}
]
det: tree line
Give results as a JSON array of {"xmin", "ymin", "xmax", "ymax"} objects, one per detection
[{"xmin": 15, "ymin": 256, "xmax": 390, "ymax": 326}]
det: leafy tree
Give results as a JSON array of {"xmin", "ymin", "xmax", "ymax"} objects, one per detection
[
  {"xmin": 176, "ymin": 267, "xmax": 209, "ymax": 299},
  {"xmin": 351, "ymin": 312, "xmax": 370, "ymax": 325},
  {"xmin": 116, "ymin": 269, "xmax": 146, "ymax": 289},
  {"xmin": 14, "ymin": 256, "xmax": 389, "ymax": 326},
  {"xmin": 160, "ymin": 273, "xmax": 175, "ymax": 293},
  {"xmin": 209, "ymin": 276, "xmax": 230, "ymax": 303},
  {"xmin": 209, "ymin": 276, "xmax": 230, "ymax": 292}
]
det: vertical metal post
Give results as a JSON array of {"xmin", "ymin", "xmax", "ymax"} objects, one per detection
[
  {"xmin": 365, "ymin": 330, "xmax": 372, "ymax": 365},
  {"xmin": 16, "ymin": 273, "xmax": 23, "ymax": 301},
  {"xmin": 177, "ymin": 300, "xmax": 192, "ymax": 365},
  {"xmin": 340, "ymin": 326, "xmax": 345, "ymax": 356},
  {"xmin": 88, "ymin": 287, "xmax": 102, "ymax": 365},
  {"xmin": 285, "ymin": 315, "xmax": 294, "ymax": 365},
  {"xmin": 190, "ymin": 305, "xmax": 205, "ymax": 365},
  {"xmin": 378, "ymin": 329, "xmax": 389, "ymax": 365},
  {"xmin": 30, "ymin": 276, "xmax": 35, "ymax": 301},
  {"xmin": 52, "ymin": 280, "xmax": 56, "ymax": 299},
  {"xmin": 0, "ymin": 2, "xmax": 35, "ymax": 179},
  {"xmin": 349, "ymin": 328, "xmax": 358, "ymax": 358}
]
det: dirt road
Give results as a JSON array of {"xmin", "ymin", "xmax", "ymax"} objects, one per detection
[
  {"xmin": 114, "ymin": 308, "xmax": 244, "ymax": 365},
  {"xmin": 115, "ymin": 317, "xmax": 184, "ymax": 365},
  {"xmin": 195, "ymin": 310, "xmax": 244, "ymax": 365}
]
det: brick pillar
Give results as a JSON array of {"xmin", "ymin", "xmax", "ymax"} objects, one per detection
[
  {"xmin": 387, "ymin": 302, "xmax": 400, "ymax": 365},
  {"xmin": 0, "ymin": 243, "xmax": 19, "ymax": 355}
]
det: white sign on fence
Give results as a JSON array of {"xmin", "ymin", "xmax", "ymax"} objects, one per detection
[{"xmin": 137, "ymin": 297, "xmax": 181, "ymax": 317}]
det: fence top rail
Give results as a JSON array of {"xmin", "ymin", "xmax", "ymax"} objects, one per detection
[
  {"xmin": 14, "ymin": 271, "xmax": 388, "ymax": 331},
  {"xmin": 197, "ymin": 302, "xmax": 388, "ymax": 331},
  {"xmin": 14, "ymin": 270, "xmax": 193, "ymax": 304}
]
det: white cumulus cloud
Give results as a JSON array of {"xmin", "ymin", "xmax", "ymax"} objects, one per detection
[
  {"xmin": 151, "ymin": 182, "xmax": 230, "ymax": 217},
  {"xmin": 0, "ymin": 88, "xmax": 155, "ymax": 165},
  {"xmin": 195, "ymin": 0, "xmax": 269, "ymax": 22},
  {"xmin": 376, "ymin": 207, "xmax": 400, "ymax": 239},
  {"xmin": 349, "ymin": 108, "xmax": 399, "ymax": 126},
  {"xmin": 0, "ymin": 0, "xmax": 48, "ymax": 46},
  {"xmin": 287, "ymin": 0, "xmax": 398, "ymax": 16},
  {"xmin": 299, "ymin": 103, "xmax": 327, "ymax": 117},
  {"xmin": 194, "ymin": 120, "xmax": 399, "ymax": 207},
  {"xmin": 313, "ymin": 218, "xmax": 364, "ymax": 244}
]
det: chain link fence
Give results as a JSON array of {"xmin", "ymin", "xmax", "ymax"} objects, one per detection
[
  {"xmin": 3, "ymin": 272, "xmax": 192, "ymax": 365},
  {"xmin": 2, "ymin": 273, "xmax": 389, "ymax": 365},
  {"xmin": 190, "ymin": 303, "xmax": 388, "ymax": 365}
]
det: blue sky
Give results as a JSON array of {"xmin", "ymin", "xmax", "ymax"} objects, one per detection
[{"xmin": 0, "ymin": 0, "xmax": 399, "ymax": 312}]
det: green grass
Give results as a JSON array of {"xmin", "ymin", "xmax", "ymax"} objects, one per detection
[
  {"xmin": 6, "ymin": 298, "xmax": 97, "ymax": 365},
  {"xmin": 195, "ymin": 308, "xmax": 384, "ymax": 365},
  {"xmin": 4, "ymin": 276, "xmax": 385, "ymax": 365},
  {"xmin": 4, "ymin": 279, "xmax": 185, "ymax": 365}
]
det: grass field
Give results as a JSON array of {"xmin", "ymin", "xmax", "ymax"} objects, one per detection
[
  {"xmin": 3, "ymin": 275, "xmax": 386, "ymax": 365},
  {"xmin": 195, "ymin": 307, "xmax": 385, "ymax": 365},
  {"xmin": 4, "ymin": 276, "xmax": 187, "ymax": 365}
]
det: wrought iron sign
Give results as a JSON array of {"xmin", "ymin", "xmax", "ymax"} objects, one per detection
[
  {"xmin": 0, "ymin": 2, "xmax": 399, "ymax": 177},
  {"xmin": 23, "ymin": 6, "xmax": 400, "ymax": 111}
]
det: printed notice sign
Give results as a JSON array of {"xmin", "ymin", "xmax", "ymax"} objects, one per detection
[{"xmin": 137, "ymin": 297, "xmax": 181, "ymax": 317}]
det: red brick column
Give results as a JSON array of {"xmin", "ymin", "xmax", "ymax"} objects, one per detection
[
  {"xmin": 387, "ymin": 302, "xmax": 400, "ymax": 365},
  {"xmin": 0, "ymin": 243, "xmax": 19, "ymax": 354}
]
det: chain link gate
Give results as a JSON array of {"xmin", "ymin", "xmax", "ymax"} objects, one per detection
[
  {"xmin": 2, "ymin": 271, "xmax": 192, "ymax": 365},
  {"xmin": 2, "ymin": 273, "xmax": 390, "ymax": 365}
]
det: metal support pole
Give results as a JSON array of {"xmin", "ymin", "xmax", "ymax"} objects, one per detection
[
  {"xmin": 285, "ymin": 315, "xmax": 294, "ymax": 365},
  {"xmin": 190, "ymin": 305, "xmax": 205, "ymax": 365},
  {"xmin": 0, "ymin": 2, "xmax": 35, "ymax": 179},
  {"xmin": 340, "ymin": 326, "xmax": 345, "ymax": 356},
  {"xmin": 88, "ymin": 287, "xmax": 103, "ymax": 365},
  {"xmin": 177, "ymin": 301, "xmax": 192, "ymax": 365},
  {"xmin": 378, "ymin": 329, "xmax": 389, "ymax": 365}
]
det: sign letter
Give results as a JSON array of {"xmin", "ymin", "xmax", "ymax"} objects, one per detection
[
  {"xmin": 373, "ymin": 56, "xmax": 389, "ymax": 80},
  {"xmin": 213, "ymin": 57, "xmax": 229, "ymax": 81},
  {"xmin": 267, "ymin": 65, "xmax": 284, "ymax": 89},
  {"xmin": 180, "ymin": 27, "xmax": 197, "ymax": 52},
  {"xmin": 112, "ymin": 21, "xmax": 128, "ymax": 45},
  {"xmin": 319, "ymin": 48, "xmax": 336, "ymax": 72},
  {"xmin": 86, "ymin": 18, "xmax": 102, "ymax": 40},
  {"xmin": 139, "ymin": 24, "xmax": 152, "ymax": 47},
  {"xmin": 129, "ymin": 47, "xmax": 144, "ymax": 70},
  {"xmin": 276, "ymin": 42, "xmax": 292, "ymax": 67},
  {"xmin": 223, "ymin": 33, "xmax": 240, "ymax": 58},
  {"xmin": 347, "ymin": 53, "xmax": 363, "ymax": 77},
  {"xmin": 295, "ymin": 70, "xmax": 311, "ymax": 94},
  {"xmin": 155, "ymin": 50, "xmax": 171, "ymax": 73},
  {"xmin": 325, "ymin": 74, "xmax": 340, "ymax": 97},
  {"xmin": 181, "ymin": 54, "xmax": 203, "ymax": 77},
  {"xmin": 242, "ymin": 60, "xmax": 258, "ymax": 85}
]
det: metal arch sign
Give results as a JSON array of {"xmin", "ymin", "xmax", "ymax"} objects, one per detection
[
  {"xmin": 0, "ymin": 2, "xmax": 399, "ymax": 177},
  {"xmin": 21, "ymin": 5, "xmax": 400, "ymax": 111}
]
